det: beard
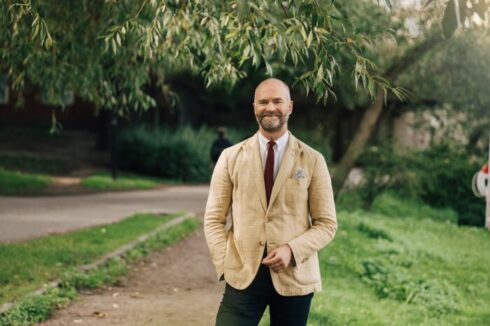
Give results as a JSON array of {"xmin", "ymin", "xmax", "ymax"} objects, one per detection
[{"xmin": 256, "ymin": 111, "xmax": 289, "ymax": 132}]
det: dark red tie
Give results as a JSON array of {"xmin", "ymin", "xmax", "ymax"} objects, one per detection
[{"xmin": 264, "ymin": 141, "xmax": 276, "ymax": 205}]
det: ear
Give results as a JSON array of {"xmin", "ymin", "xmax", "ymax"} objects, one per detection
[{"xmin": 289, "ymin": 101, "xmax": 294, "ymax": 114}]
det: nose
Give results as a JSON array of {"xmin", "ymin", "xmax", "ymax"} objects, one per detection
[{"xmin": 266, "ymin": 102, "xmax": 275, "ymax": 111}]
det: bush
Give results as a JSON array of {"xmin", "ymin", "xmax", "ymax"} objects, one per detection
[
  {"xmin": 117, "ymin": 126, "xmax": 251, "ymax": 182},
  {"xmin": 357, "ymin": 143, "xmax": 485, "ymax": 226},
  {"xmin": 117, "ymin": 126, "xmax": 211, "ymax": 182},
  {"xmin": 357, "ymin": 143, "xmax": 422, "ymax": 208},
  {"xmin": 411, "ymin": 144, "xmax": 484, "ymax": 226}
]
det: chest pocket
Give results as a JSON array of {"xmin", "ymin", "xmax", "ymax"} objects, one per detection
[{"xmin": 284, "ymin": 177, "xmax": 309, "ymax": 204}]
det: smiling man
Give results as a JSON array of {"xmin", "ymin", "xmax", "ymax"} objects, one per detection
[{"xmin": 204, "ymin": 78, "xmax": 337, "ymax": 326}]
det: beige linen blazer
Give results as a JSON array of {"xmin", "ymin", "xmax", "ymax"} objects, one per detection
[{"xmin": 204, "ymin": 132, "xmax": 337, "ymax": 296}]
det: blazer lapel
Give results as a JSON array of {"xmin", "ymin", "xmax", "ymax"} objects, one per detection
[
  {"xmin": 267, "ymin": 133, "xmax": 299, "ymax": 211},
  {"xmin": 248, "ymin": 133, "xmax": 267, "ymax": 213}
]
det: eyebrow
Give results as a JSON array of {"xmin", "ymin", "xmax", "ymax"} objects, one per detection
[{"xmin": 256, "ymin": 97, "xmax": 285, "ymax": 103}]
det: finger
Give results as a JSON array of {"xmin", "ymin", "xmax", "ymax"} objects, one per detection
[
  {"xmin": 263, "ymin": 256, "xmax": 281, "ymax": 265},
  {"xmin": 262, "ymin": 253, "xmax": 278, "ymax": 264},
  {"xmin": 262, "ymin": 250, "xmax": 277, "ymax": 262}
]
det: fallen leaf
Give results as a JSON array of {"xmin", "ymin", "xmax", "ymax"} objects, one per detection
[{"xmin": 93, "ymin": 311, "xmax": 107, "ymax": 318}]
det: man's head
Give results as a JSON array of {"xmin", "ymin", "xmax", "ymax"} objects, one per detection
[
  {"xmin": 217, "ymin": 127, "xmax": 226, "ymax": 138},
  {"xmin": 253, "ymin": 78, "xmax": 293, "ymax": 135}
]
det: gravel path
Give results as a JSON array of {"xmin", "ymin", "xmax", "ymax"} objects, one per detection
[{"xmin": 41, "ymin": 227, "xmax": 223, "ymax": 326}]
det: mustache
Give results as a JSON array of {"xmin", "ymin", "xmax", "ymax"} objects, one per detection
[{"xmin": 259, "ymin": 112, "xmax": 282, "ymax": 118}]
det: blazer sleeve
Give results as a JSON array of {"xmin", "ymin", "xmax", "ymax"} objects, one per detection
[
  {"xmin": 204, "ymin": 148, "xmax": 233, "ymax": 280},
  {"xmin": 287, "ymin": 153, "xmax": 337, "ymax": 265}
]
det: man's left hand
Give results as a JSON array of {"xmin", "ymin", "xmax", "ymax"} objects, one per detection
[{"xmin": 262, "ymin": 244, "xmax": 292, "ymax": 273}]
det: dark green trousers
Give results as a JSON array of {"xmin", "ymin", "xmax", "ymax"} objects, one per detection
[{"xmin": 216, "ymin": 264, "xmax": 313, "ymax": 326}]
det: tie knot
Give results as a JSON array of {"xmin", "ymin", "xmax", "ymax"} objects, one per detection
[{"xmin": 268, "ymin": 141, "xmax": 276, "ymax": 149}]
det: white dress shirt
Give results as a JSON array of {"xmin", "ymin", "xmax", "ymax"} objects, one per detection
[{"xmin": 258, "ymin": 131, "xmax": 289, "ymax": 181}]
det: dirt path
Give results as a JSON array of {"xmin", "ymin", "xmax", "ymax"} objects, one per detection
[{"xmin": 41, "ymin": 227, "xmax": 224, "ymax": 326}]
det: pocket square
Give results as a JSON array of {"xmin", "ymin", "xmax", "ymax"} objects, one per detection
[{"xmin": 293, "ymin": 169, "xmax": 306, "ymax": 179}]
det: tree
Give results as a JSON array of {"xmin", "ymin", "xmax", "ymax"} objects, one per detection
[
  {"xmin": 2, "ymin": 0, "xmax": 488, "ymax": 193},
  {"xmin": 330, "ymin": 0, "xmax": 490, "ymax": 192},
  {"xmin": 1, "ymin": 0, "xmax": 402, "ymax": 125}
]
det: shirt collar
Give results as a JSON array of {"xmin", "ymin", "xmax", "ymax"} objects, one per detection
[{"xmin": 258, "ymin": 131, "xmax": 289, "ymax": 152}]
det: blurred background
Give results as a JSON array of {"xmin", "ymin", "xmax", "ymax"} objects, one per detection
[{"xmin": 0, "ymin": 0, "xmax": 489, "ymax": 324}]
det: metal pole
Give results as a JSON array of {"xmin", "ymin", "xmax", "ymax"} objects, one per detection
[
  {"xmin": 486, "ymin": 132, "xmax": 490, "ymax": 230},
  {"xmin": 110, "ymin": 111, "xmax": 118, "ymax": 181}
]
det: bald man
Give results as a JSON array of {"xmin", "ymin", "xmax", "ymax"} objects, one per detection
[{"xmin": 204, "ymin": 78, "xmax": 337, "ymax": 326}]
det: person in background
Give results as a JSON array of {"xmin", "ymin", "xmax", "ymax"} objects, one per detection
[{"xmin": 210, "ymin": 127, "xmax": 233, "ymax": 168}]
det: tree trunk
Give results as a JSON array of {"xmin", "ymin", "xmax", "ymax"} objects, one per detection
[
  {"xmin": 332, "ymin": 89, "xmax": 384, "ymax": 193},
  {"xmin": 331, "ymin": 33, "xmax": 445, "ymax": 195}
]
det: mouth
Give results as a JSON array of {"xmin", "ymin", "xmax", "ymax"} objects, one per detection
[{"xmin": 261, "ymin": 113, "xmax": 281, "ymax": 119}]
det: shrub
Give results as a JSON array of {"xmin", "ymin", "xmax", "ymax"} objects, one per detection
[
  {"xmin": 357, "ymin": 143, "xmax": 423, "ymax": 208},
  {"xmin": 357, "ymin": 143, "xmax": 485, "ymax": 226},
  {"xmin": 117, "ymin": 126, "xmax": 213, "ymax": 182},
  {"xmin": 411, "ymin": 144, "xmax": 484, "ymax": 226}
]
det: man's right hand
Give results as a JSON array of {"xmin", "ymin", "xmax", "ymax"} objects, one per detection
[{"xmin": 261, "ymin": 245, "xmax": 292, "ymax": 273}]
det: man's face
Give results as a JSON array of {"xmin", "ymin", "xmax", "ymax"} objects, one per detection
[{"xmin": 253, "ymin": 81, "xmax": 293, "ymax": 133}]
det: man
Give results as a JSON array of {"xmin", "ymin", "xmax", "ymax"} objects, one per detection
[{"xmin": 204, "ymin": 78, "xmax": 337, "ymax": 326}]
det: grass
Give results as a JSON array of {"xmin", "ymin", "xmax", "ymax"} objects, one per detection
[
  {"xmin": 0, "ymin": 168, "xmax": 52, "ymax": 195},
  {"xmin": 308, "ymin": 194, "xmax": 490, "ymax": 325},
  {"xmin": 258, "ymin": 192, "xmax": 490, "ymax": 325},
  {"xmin": 0, "ymin": 215, "xmax": 200, "ymax": 325},
  {"xmin": 0, "ymin": 166, "xmax": 175, "ymax": 195},
  {"xmin": 80, "ymin": 172, "xmax": 170, "ymax": 190},
  {"xmin": 0, "ymin": 156, "xmax": 69, "ymax": 175},
  {"xmin": 0, "ymin": 212, "xmax": 188, "ymax": 305}
]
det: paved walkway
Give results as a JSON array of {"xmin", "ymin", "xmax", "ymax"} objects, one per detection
[{"xmin": 0, "ymin": 185, "xmax": 209, "ymax": 242}]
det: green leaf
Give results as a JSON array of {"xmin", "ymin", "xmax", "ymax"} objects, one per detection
[
  {"xmin": 307, "ymin": 30, "xmax": 313, "ymax": 48},
  {"xmin": 300, "ymin": 26, "xmax": 307, "ymax": 41},
  {"xmin": 265, "ymin": 61, "xmax": 273, "ymax": 76},
  {"xmin": 316, "ymin": 64, "xmax": 324, "ymax": 83}
]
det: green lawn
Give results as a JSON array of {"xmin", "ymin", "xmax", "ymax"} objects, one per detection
[
  {"xmin": 0, "ymin": 168, "xmax": 52, "ymax": 195},
  {"xmin": 80, "ymin": 172, "xmax": 165, "ymax": 190},
  {"xmin": 0, "ymin": 167, "xmax": 176, "ymax": 195},
  {"xmin": 313, "ymin": 198, "xmax": 489, "ymax": 325},
  {"xmin": 0, "ymin": 156, "xmax": 69, "ymax": 175},
  {"xmin": 259, "ymin": 193, "xmax": 490, "ymax": 325},
  {"xmin": 0, "ymin": 212, "xmax": 194, "ymax": 305}
]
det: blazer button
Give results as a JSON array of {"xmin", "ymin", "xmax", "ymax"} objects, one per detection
[{"xmin": 259, "ymin": 241, "xmax": 265, "ymax": 246}]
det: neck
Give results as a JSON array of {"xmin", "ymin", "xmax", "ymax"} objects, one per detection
[{"xmin": 259, "ymin": 127, "xmax": 288, "ymax": 141}]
